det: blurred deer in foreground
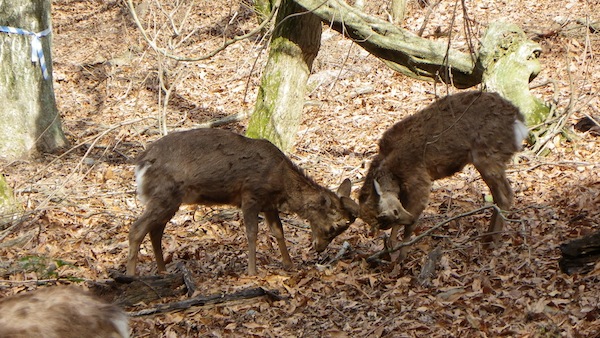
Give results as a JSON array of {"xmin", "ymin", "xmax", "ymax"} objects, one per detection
[
  {"xmin": 0, "ymin": 286, "xmax": 129, "ymax": 338},
  {"xmin": 359, "ymin": 91, "xmax": 528, "ymax": 262},
  {"xmin": 127, "ymin": 128, "xmax": 359, "ymax": 276}
]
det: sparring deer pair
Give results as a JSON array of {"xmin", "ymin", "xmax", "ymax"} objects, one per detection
[{"xmin": 126, "ymin": 91, "xmax": 527, "ymax": 275}]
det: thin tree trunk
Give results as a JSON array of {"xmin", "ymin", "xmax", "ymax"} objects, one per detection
[
  {"xmin": 246, "ymin": 0, "xmax": 321, "ymax": 151},
  {"xmin": 0, "ymin": 0, "xmax": 67, "ymax": 160},
  {"xmin": 391, "ymin": 0, "xmax": 407, "ymax": 24}
]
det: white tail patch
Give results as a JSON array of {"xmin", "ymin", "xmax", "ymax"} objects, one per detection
[
  {"xmin": 134, "ymin": 162, "xmax": 151, "ymax": 205},
  {"xmin": 513, "ymin": 120, "xmax": 529, "ymax": 149},
  {"xmin": 112, "ymin": 314, "xmax": 130, "ymax": 338}
]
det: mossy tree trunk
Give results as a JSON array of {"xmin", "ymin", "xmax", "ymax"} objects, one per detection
[
  {"xmin": 246, "ymin": 0, "xmax": 321, "ymax": 151},
  {"xmin": 479, "ymin": 22, "xmax": 550, "ymax": 126},
  {"xmin": 0, "ymin": 0, "xmax": 67, "ymax": 160},
  {"xmin": 0, "ymin": 174, "xmax": 21, "ymax": 227},
  {"xmin": 254, "ymin": 0, "xmax": 274, "ymax": 23}
]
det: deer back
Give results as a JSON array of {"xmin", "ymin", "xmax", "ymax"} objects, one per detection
[{"xmin": 0, "ymin": 286, "xmax": 128, "ymax": 338}]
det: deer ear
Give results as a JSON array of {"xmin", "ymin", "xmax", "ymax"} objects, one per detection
[
  {"xmin": 373, "ymin": 179, "xmax": 383, "ymax": 196},
  {"xmin": 322, "ymin": 195, "xmax": 332, "ymax": 209},
  {"xmin": 337, "ymin": 178, "xmax": 352, "ymax": 197},
  {"xmin": 341, "ymin": 196, "xmax": 359, "ymax": 218}
]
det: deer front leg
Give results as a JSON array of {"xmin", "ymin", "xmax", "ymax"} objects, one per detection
[
  {"xmin": 264, "ymin": 210, "xmax": 293, "ymax": 270},
  {"xmin": 389, "ymin": 176, "xmax": 430, "ymax": 263}
]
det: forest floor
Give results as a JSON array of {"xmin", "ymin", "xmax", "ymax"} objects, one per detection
[{"xmin": 1, "ymin": 0, "xmax": 600, "ymax": 337}]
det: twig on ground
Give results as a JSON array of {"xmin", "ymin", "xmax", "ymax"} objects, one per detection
[
  {"xmin": 191, "ymin": 110, "xmax": 251, "ymax": 129},
  {"xmin": 327, "ymin": 241, "xmax": 352, "ymax": 265},
  {"xmin": 366, "ymin": 205, "xmax": 501, "ymax": 263}
]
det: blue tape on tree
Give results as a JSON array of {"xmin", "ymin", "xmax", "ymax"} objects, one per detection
[{"xmin": 0, "ymin": 26, "xmax": 52, "ymax": 80}]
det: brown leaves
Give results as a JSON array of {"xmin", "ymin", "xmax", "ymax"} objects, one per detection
[{"xmin": 1, "ymin": 0, "xmax": 599, "ymax": 336}]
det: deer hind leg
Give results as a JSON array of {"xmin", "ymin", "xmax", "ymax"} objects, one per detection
[
  {"xmin": 264, "ymin": 210, "xmax": 293, "ymax": 270},
  {"xmin": 473, "ymin": 156, "xmax": 514, "ymax": 244},
  {"xmin": 127, "ymin": 197, "xmax": 180, "ymax": 275},
  {"xmin": 241, "ymin": 200, "xmax": 261, "ymax": 275}
]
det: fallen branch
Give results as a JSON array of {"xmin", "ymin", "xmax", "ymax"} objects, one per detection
[
  {"xmin": 366, "ymin": 205, "xmax": 501, "ymax": 263},
  {"xmin": 326, "ymin": 240, "xmax": 352, "ymax": 265},
  {"xmin": 128, "ymin": 287, "xmax": 281, "ymax": 317},
  {"xmin": 192, "ymin": 110, "xmax": 250, "ymax": 129}
]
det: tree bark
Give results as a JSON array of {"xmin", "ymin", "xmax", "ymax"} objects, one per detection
[
  {"xmin": 0, "ymin": 0, "xmax": 67, "ymax": 160},
  {"xmin": 295, "ymin": 0, "xmax": 547, "ymax": 125},
  {"xmin": 391, "ymin": 0, "xmax": 407, "ymax": 24},
  {"xmin": 295, "ymin": 0, "xmax": 480, "ymax": 88},
  {"xmin": 246, "ymin": 0, "xmax": 321, "ymax": 151},
  {"xmin": 479, "ymin": 22, "xmax": 550, "ymax": 126}
]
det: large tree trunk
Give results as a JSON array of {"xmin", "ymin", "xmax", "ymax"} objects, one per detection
[
  {"xmin": 0, "ymin": 0, "xmax": 67, "ymax": 160},
  {"xmin": 245, "ymin": 0, "xmax": 321, "ymax": 151}
]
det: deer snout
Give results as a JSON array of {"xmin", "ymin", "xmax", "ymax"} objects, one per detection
[
  {"xmin": 313, "ymin": 238, "xmax": 329, "ymax": 253},
  {"xmin": 376, "ymin": 196, "xmax": 414, "ymax": 227},
  {"xmin": 376, "ymin": 214, "xmax": 398, "ymax": 230}
]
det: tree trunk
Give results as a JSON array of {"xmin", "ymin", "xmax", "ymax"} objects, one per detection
[
  {"xmin": 391, "ymin": 0, "xmax": 407, "ymax": 24},
  {"xmin": 0, "ymin": 0, "xmax": 67, "ymax": 160},
  {"xmin": 254, "ymin": 0, "xmax": 274, "ymax": 23},
  {"xmin": 0, "ymin": 174, "xmax": 21, "ymax": 227},
  {"xmin": 479, "ymin": 22, "xmax": 550, "ymax": 126},
  {"xmin": 245, "ymin": 0, "xmax": 321, "ymax": 151}
]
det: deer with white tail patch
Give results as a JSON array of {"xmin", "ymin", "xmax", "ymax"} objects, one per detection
[
  {"xmin": 127, "ymin": 128, "xmax": 359, "ymax": 276},
  {"xmin": 359, "ymin": 91, "xmax": 528, "ymax": 262}
]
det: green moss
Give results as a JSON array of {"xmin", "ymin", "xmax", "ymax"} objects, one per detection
[{"xmin": 0, "ymin": 174, "xmax": 22, "ymax": 224}]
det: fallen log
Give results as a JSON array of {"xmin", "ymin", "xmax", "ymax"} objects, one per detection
[
  {"xmin": 559, "ymin": 230, "xmax": 600, "ymax": 275},
  {"xmin": 88, "ymin": 271, "xmax": 187, "ymax": 307},
  {"xmin": 128, "ymin": 287, "xmax": 282, "ymax": 317}
]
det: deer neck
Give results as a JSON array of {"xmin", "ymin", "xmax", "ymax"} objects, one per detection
[{"xmin": 280, "ymin": 166, "xmax": 323, "ymax": 219}]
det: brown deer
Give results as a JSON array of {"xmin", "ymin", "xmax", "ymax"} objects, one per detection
[
  {"xmin": 358, "ymin": 91, "xmax": 528, "ymax": 262},
  {"xmin": 127, "ymin": 128, "xmax": 359, "ymax": 275},
  {"xmin": 0, "ymin": 286, "xmax": 129, "ymax": 338}
]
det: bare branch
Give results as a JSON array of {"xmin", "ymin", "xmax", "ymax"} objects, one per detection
[
  {"xmin": 366, "ymin": 205, "xmax": 502, "ymax": 263},
  {"xmin": 125, "ymin": 0, "xmax": 281, "ymax": 62}
]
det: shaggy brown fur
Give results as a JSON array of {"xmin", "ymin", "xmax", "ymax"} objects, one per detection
[
  {"xmin": 0, "ymin": 286, "xmax": 128, "ymax": 338},
  {"xmin": 359, "ymin": 91, "xmax": 527, "ymax": 261},
  {"xmin": 127, "ymin": 128, "xmax": 358, "ymax": 276}
]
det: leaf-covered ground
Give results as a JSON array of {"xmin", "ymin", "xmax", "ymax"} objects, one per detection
[{"xmin": 1, "ymin": 0, "xmax": 599, "ymax": 337}]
